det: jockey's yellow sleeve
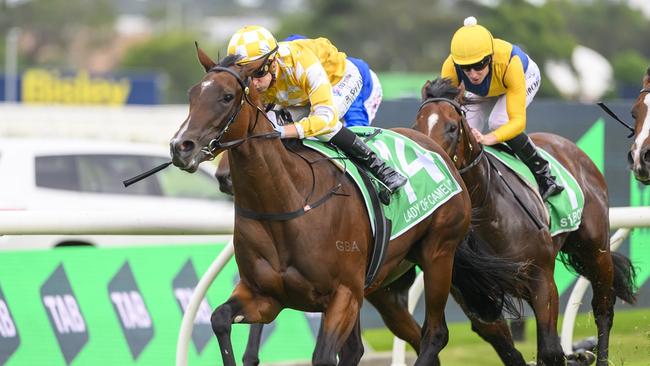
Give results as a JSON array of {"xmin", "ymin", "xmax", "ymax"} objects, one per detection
[
  {"xmin": 263, "ymin": 37, "xmax": 347, "ymax": 137},
  {"xmin": 441, "ymin": 39, "xmax": 528, "ymax": 142}
]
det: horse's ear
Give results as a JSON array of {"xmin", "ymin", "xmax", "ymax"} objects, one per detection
[
  {"xmin": 421, "ymin": 80, "xmax": 431, "ymax": 100},
  {"xmin": 644, "ymin": 67, "xmax": 650, "ymax": 87},
  {"xmin": 195, "ymin": 42, "xmax": 216, "ymax": 72}
]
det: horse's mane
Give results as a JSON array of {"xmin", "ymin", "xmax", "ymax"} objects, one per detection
[
  {"xmin": 423, "ymin": 77, "xmax": 485, "ymax": 106},
  {"xmin": 423, "ymin": 78, "xmax": 462, "ymax": 100},
  {"xmin": 218, "ymin": 54, "xmax": 244, "ymax": 68}
]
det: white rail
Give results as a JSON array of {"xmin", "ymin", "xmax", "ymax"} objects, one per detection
[
  {"xmin": 390, "ymin": 206, "xmax": 650, "ymax": 365},
  {"xmin": 0, "ymin": 210, "xmax": 233, "ymax": 235},
  {"xmin": 1, "ymin": 207, "xmax": 644, "ymax": 364}
]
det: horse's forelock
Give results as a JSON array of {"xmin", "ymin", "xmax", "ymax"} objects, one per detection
[
  {"xmin": 424, "ymin": 78, "xmax": 461, "ymax": 101},
  {"xmin": 218, "ymin": 54, "xmax": 244, "ymax": 68}
]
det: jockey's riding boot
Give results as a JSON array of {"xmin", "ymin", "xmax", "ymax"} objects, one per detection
[
  {"xmin": 507, "ymin": 133, "xmax": 564, "ymax": 201},
  {"xmin": 331, "ymin": 128, "xmax": 407, "ymax": 204}
]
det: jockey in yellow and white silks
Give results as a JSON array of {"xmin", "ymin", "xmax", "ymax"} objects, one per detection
[
  {"xmin": 440, "ymin": 16, "xmax": 563, "ymax": 200},
  {"xmin": 226, "ymin": 26, "xmax": 406, "ymax": 202}
]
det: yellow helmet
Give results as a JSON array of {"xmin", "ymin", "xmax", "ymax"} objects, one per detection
[
  {"xmin": 450, "ymin": 16, "xmax": 494, "ymax": 65},
  {"xmin": 227, "ymin": 25, "xmax": 278, "ymax": 64}
]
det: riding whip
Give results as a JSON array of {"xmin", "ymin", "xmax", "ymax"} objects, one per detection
[{"xmin": 123, "ymin": 161, "xmax": 172, "ymax": 187}]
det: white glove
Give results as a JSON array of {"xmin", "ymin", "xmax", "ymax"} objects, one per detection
[{"xmin": 266, "ymin": 110, "xmax": 278, "ymax": 127}]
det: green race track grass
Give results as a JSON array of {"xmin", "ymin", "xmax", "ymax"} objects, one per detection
[{"xmin": 363, "ymin": 308, "xmax": 650, "ymax": 365}]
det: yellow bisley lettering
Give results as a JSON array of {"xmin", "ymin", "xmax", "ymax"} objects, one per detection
[
  {"xmin": 20, "ymin": 68, "xmax": 131, "ymax": 105},
  {"xmin": 22, "ymin": 69, "xmax": 54, "ymax": 104}
]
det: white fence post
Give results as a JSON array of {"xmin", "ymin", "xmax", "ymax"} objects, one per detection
[{"xmin": 176, "ymin": 239, "xmax": 234, "ymax": 366}]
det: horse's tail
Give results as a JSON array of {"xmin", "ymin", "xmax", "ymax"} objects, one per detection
[
  {"xmin": 451, "ymin": 230, "xmax": 530, "ymax": 322},
  {"xmin": 611, "ymin": 252, "xmax": 637, "ymax": 304},
  {"xmin": 558, "ymin": 251, "xmax": 638, "ymax": 305}
]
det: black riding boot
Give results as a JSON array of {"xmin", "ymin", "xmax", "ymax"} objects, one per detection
[
  {"xmin": 506, "ymin": 133, "xmax": 564, "ymax": 201},
  {"xmin": 331, "ymin": 127, "xmax": 407, "ymax": 204}
]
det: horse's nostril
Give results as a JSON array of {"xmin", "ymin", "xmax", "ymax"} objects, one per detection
[
  {"xmin": 180, "ymin": 140, "xmax": 195, "ymax": 153},
  {"xmin": 643, "ymin": 150, "xmax": 650, "ymax": 164}
]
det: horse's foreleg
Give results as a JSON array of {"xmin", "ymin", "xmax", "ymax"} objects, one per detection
[
  {"xmin": 242, "ymin": 324, "xmax": 264, "ymax": 366},
  {"xmin": 366, "ymin": 283, "xmax": 422, "ymax": 353},
  {"xmin": 527, "ymin": 271, "xmax": 566, "ymax": 366},
  {"xmin": 570, "ymin": 246, "xmax": 615, "ymax": 366},
  {"xmin": 338, "ymin": 317, "xmax": 364, "ymax": 366},
  {"xmin": 415, "ymin": 247, "xmax": 455, "ymax": 366},
  {"xmin": 211, "ymin": 284, "xmax": 281, "ymax": 366},
  {"xmin": 450, "ymin": 288, "xmax": 526, "ymax": 365},
  {"xmin": 589, "ymin": 255, "xmax": 616, "ymax": 366},
  {"xmin": 312, "ymin": 285, "xmax": 361, "ymax": 366}
]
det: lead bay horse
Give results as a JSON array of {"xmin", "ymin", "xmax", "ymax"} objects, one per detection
[
  {"xmin": 627, "ymin": 67, "xmax": 650, "ymax": 183},
  {"xmin": 215, "ymin": 151, "xmax": 528, "ymax": 365},
  {"xmin": 414, "ymin": 78, "xmax": 637, "ymax": 366},
  {"xmin": 170, "ymin": 47, "xmax": 477, "ymax": 366}
]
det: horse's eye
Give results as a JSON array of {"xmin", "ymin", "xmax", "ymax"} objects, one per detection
[
  {"xmin": 631, "ymin": 110, "xmax": 637, "ymax": 120},
  {"xmin": 447, "ymin": 123, "xmax": 458, "ymax": 133},
  {"xmin": 223, "ymin": 94, "xmax": 234, "ymax": 103}
]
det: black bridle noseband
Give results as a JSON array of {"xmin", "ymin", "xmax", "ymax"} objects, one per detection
[{"xmin": 418, "ymin": 97, "xmax": 484, "ymax": 174}]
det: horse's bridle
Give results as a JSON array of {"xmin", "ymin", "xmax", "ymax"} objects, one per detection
[
  {"xmin": 200, "ymin": 66, "xmax": 280, "ymax": 159},
  {"xmin": 205, "ymin": 66, "xmax": 343, "ymax": 222},
  {"xmin": 596, "ymin": 87, "xmax": 650, "ymax": 139},
  {"xmin": 418, "ymin": 97, "xmax": 484, "ymax": 174}
]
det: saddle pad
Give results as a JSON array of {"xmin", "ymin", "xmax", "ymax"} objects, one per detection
[
  {"xmin": 303, "ymin": 126, "xmax": 463, "ymax": 240},
  {"xmin": 484, "ymin": 145, "xmax": 585, "ymax": 236}
]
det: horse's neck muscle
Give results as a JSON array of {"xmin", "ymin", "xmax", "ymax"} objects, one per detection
[{"xmin": 230, "ymin": 140, "xmax": 305, "ymax": 212}]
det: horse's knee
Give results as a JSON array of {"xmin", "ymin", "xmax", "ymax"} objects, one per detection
[{"xmin": 211, "ymin": 302, "xmax": 236, "ymax": 336}]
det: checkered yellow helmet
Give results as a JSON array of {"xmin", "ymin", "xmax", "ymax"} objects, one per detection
[
  {"xmin": 227, "ymin": 25, "xmax": 278, "ymax": 64},
  {"xmin": 450, "ymin": 17, "xmax": 494, "ymax": 65}
]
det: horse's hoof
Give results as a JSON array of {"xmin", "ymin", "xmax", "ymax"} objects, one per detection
[
  {"xmin": 572, "ymin": 336, "xmax": 598, "ymax": 353},
  {"xmin": 566, "ymin": 350, "xmax": 596, "ymax": 366}
]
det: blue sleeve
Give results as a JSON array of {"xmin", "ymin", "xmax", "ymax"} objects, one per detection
[
  {"xmin": 343, "ymin": 96, "xmax": 370, "ymax": 127},
  {"xmin": 343, "ymin": 57, "xmax": 373, "ymax": 127}
]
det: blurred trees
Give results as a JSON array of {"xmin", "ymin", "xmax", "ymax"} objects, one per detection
[
  {"xmin": 1, "ymin": 0, "xmax": 649, "ymax": 101},
  {"xmin": 273, "ymin": 0, "xmax": 649, "ymax": 97},
  {"xmin": 0, "ymin": 0, "xmax": 116, "ymax": 68},
  {"xmin": 118, "ymin": 33, "xmax": 219, "ymax": 103}
]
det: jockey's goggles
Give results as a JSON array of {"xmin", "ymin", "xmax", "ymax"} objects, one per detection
[
  {"xmin": 251, "ymin": 46, "xmax": 278, "ymax": 79},
  {"xmin": 458, "ymin": 55, "xmax": 492, "ymax": 72}
]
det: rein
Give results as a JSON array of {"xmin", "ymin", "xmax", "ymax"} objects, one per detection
[
  {"xmin": 418, "ymin": 97, "xmax": 483, "ymax": 173},
  {"xmin": 596, "ymin": 87, "xmax": 650, "ymax": 138},
  {"xmin": 418, "ymin": 96, "xmax": 544, "ymax": 229},
  {"xmin": 208, "ymin": 65, "xmax": 343, "ymax": 221},
  {"xmin": 200, "ymin": 66, "xmax": 280, "ymax": 159}
]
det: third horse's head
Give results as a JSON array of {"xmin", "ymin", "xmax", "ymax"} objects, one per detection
[
  {"xmin": 628, "ymin": 67, "xmax": 650, "ymax": 183},
  {"xmin": 414, "ymin": 78, "xmax": 477, "ymax": 170}
]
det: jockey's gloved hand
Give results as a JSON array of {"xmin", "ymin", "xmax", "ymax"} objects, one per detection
[
  {"xmin": 266, "ymin": 111, "xmax": 286, "ymax": 138},
  {"xmin": 266, "ymin": 110, "xmax": 279, "ymax": 127}
]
